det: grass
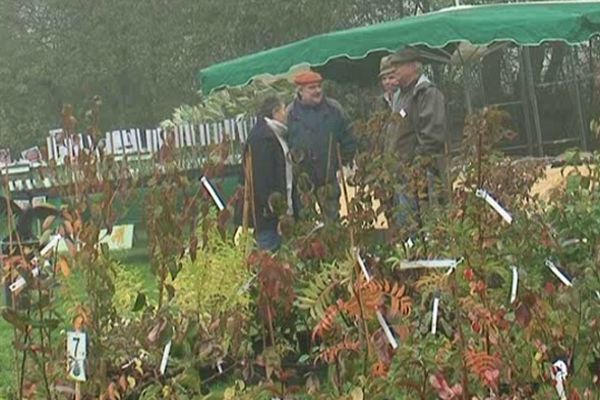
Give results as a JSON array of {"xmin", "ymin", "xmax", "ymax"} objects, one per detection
[{"xmin": 0, "ymin": 228, "xmax": 155, "ymax": 397}]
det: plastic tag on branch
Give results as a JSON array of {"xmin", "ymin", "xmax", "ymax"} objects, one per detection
[
  {"xmin": 375, "ymin": 310, "xmax": 398, "ymax": 349},
  {"xmin": 560, "ymin": 237, "xmax": 587, "ymax": 247},
  {"xmin": 200, "ymin": 176, "xmax": 226, "ymax": 211},
  {"xmin": 355, "ymin": 248, "xmax": 372, "ymax": 282},
  {"xmin": 159, "ymin": 340, "xmax": 172, "ymax": 375},
  {"xmin": 237, "ymin": 274, "xmax": 256, "ymax": 295},
  {"xmin": 398, "ymin": 258, "xmax": 462, "ymax": 274},
  {"xmin": 9, "ymin": 235, "xmax": 62, "ymax": 292},
  {"xmin": 509, "ymin": 266, "xmax": 519, "ymax": 304},
  {"xmin": 544, "ymin": 258, "xmax": 573, "ymax": 287},
  {"xmin": 551, "ymin": 360, "xmax": 568, "ymax": 400},
  {"xmin": 431, "ymin": 291, "xmax": 440, "ymax": 335},
  {"xmin": 67, "ymin": 331, "xmax": 87, "ymax": 381},
  {"xmin": 475, "ymin": 189, "xmax": 513, "ymax": 224}
]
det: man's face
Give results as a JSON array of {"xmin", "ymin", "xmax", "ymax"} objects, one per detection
[
  {"xmin": 394, "ymin": 61, "xmax": 417, "ymax": 88},
  {"xmin": 299, "ymin": 82, "xmax": 323, "ymax": 105},
  {"xmin": 380, "ymin": 72, "xmax": 398, "ymax": 94}
]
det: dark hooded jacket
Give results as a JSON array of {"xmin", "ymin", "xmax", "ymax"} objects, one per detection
[
  {"xmin": 242, "ymin": 117, "xmax": 289, "ymax": 232},
  {"xmin": 287, "ymin": 96, "xmax": 357, "ymax": 188}
]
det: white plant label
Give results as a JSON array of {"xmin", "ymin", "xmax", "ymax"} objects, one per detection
[
  {"xmin": 510, "ymin": 266, "xmax": 518, "ymax": 304},
  {"xmin": 159, "ymin": 340, "xmax": 172, "ymax": 375},
  {"xmin": 67, "ymin": 331, "xmax": 87, "ymax": 381},
  {"xmin": 399, "ymin": 259, "xmax": 461, "ymax": 271},
  {"xmin": 475, "ymin": 189, "xmax": 513, "ymax": 224},
  {"xmin": 544, "ymin": 259, "xmax": 573, "ymax": 287},
  {"xmin": 355, "ymin": 249, "xmax": 372, "ymax": 282},
  {"xmin": 9, "ymin": 235, "xmax": 62, "ymax": 292},
  {"xmin": 200, "ymin": 176, "xmax": 225, "ymax": 211},
  {"xmin": 551, "ymin": 360, "xmax": 568, "ymax": 400},
  {"xmin": 431, "ymin": 294, "xmax": 440, "ymax": 335},
  {"xmin": 9, "ymin": 267, "xmax": 40, "ymax": 292},
  {"xmin": 375, "ymin": 310, "xmax": 398, "ymax": 349}
]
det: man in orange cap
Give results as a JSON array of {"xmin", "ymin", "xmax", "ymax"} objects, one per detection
[{"xmin": 287, "ymin": 70, "xmax": 356, "ymax": 221}]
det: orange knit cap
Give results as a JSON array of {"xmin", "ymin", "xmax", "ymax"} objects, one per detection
[{"xmin": 293, "ymin": 70, "xmax": 323, "ymax": 86}]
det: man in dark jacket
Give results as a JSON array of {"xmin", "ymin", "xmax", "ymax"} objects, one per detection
[
  {"xmin": 287, "ymin": 71, "xmax": 356, "ymax": 221},
  {"xmin": 388, "ymin": 48, "xmax": 448, "ymax": 227}
]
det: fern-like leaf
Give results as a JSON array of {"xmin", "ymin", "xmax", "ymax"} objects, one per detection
[{"xmin": 315, "ymin": 338, "xmax": 360, "ymax": 364}]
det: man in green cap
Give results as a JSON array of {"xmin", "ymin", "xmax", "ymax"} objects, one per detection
[
  {"xmin": 378, "ymin": 55, "xmax": 399, "ymax": 111},
  {"xmin": 387, "ymin": 47, "xmax": 448, "ymax": 228}
]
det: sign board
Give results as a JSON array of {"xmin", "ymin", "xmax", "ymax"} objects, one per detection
[{"xmin": 98, "ymin": 224, "xmax": 134, "ymax": 250}]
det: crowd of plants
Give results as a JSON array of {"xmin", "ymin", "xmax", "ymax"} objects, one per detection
[{"xmin": 2, "ymin": 88, "xmax": 600, "ymax": 400}]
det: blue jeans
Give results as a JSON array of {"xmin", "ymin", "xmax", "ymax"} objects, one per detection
[{"xmin": 256, "ymin": 228, "xmax": 281, "ymax": 251}]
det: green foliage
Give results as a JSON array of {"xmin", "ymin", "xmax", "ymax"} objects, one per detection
[{"xmin": 172, "ymin": 227, "xmax": 252, "ymax": 319}]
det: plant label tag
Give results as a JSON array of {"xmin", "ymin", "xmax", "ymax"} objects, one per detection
[
  {"xmin": 9, "ymin": 267, "xmax": 40, "ymax": 292},
  {"xmin": 216, "ymin": 360, "xmax": 224, "ymax": 374},
  {"xmin": 551, "ymin": 360, "xmax": 568, "ymax": 400},
  {"xmin": 376, "ymin": 310, "xmax": 398, "ymax": 349},
  {"xmin": 67, "ymin": 331, "xmax": 87, "ymax": 381},
  {"xmin": 399, "ymin": 259, "xmax": 461, "ymax": 270},
  {"xmin": 399, "ymin": 109, "xmax": 407, "ymax": 118},
  {"xmin": 560, "ymin": 238, "xmax": 583, "ymax": 247},
  {"xmin": 355, "ymin": 249, "xmax": 372, "ymax": 282},
  {"xmin": 159, "ymin": 340, "xmax": 172, "ymax": 375},
  {"xmin": 544, "ymin": 258, "xmax": 573, "ymax": 287},
  {"xmin": 40, "ymin": 234, "xmax": 62, "ymax": 256},
  {"xmin": 510, "ymin": 266, "xmax": 518, "ymax": 304},
  {"xmin": 200, "ymin": 176, "xmax": 226, "ymax": 211},
  {"xmin": 475, "ymin": 189, "xmax": 513, "ymax": 224},
  {"xmin": 431, "ymin": 292, "xmax": 440, "ymax": 335}
]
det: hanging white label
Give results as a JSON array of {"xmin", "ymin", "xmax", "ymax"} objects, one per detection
[
  {"xmin": 560, "ymin": 237, "xmax": 587, "ymax": 247},
  {"xmin": 544, "ymin": 259, "xmax": 573, "ymax": 287},
  {"xmin": 375, "ymin": 310, "xmax": 398, "ymax": 349},
  {"xmin": 510, "ymin": 266, "xmax": 518, "ymax": 304},
  {"xmin": 9, "ymin": 267, "xmax": 40, "ymax": 292},
  {"xmin": 475, "ymin": 189, "xmax": 513, "ymax": 224},
  {"xmin": 355, "ymin": 249, "xmax": 372, "ymax": 282},
  {"xmin": 399, "ymin": 258, "xmax": 461, "ymax": 270},
  {"xmin": 67, "ymin": 331, "xmax": 87, "ymax": 381},
  {"xmin": 9, "ymin": 235, "xmax": 63, "ymax": 292},
  {"xmin": 431, "ymin": 293, "xmax": 440, "ymax": 335},
  {"xmin": 216, "ymin": 360, "xmax": 224, "ymax": 374},
  {"xmin": 399, "ymin": 109, "xmax": 407, "ymax": 118},
  {"xmin": 551, "ymin": 360, "xmax": 568, "ymax": 400},
  {"xmin": 159, "ymin": 340, "xmax": 172, "ymax": 375},
  {"xmin": 200, "ymin": 176, "xmax": 226, "ymax": 211}
]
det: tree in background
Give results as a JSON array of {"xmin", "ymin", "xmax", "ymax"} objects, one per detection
[{"xmin": 0, "ymin": 0, "xmax": 465, "ymax": 152}]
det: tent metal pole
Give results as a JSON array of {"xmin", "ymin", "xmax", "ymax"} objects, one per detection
[
  {"xmin": 518, "ymin": 48, "xmax": 534, "ymax": 155},
  {"xmin": 523, "ymin": 46, "xmax": 544, "ymax": 156},
  {"xmin": 569, "ymin": 49, "xmax": 589, "ymax": 152}
]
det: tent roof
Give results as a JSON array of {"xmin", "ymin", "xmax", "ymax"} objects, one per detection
[{"xmin": 199, "ymin": 1, "xmax": 600, "ymax": 93}]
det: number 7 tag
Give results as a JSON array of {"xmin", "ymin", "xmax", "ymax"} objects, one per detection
[{"xmin": 67, "ymin": 331, "xmax": 87, "ymax": 381}]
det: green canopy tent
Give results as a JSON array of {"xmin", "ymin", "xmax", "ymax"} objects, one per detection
[{"xmin": 199, "ymin": 1, "xmax": 600, "ymax": 94}]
